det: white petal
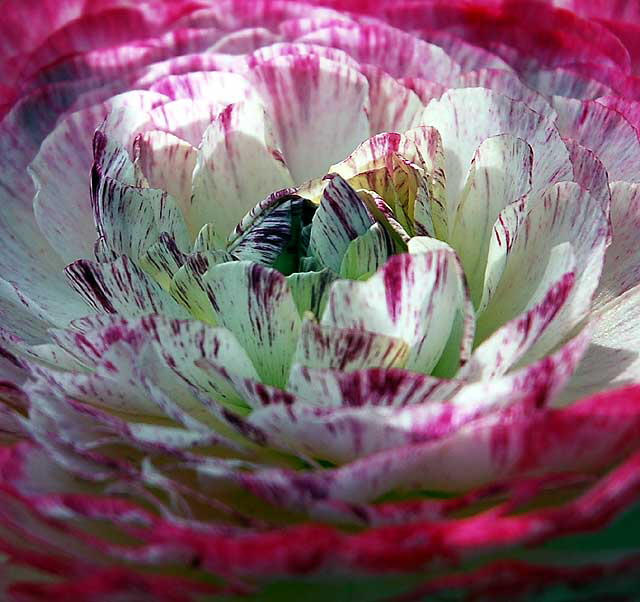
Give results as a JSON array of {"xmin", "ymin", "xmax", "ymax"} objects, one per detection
[
  {"xmin": 322, "ymin": 250, "xmax": 465, "ymax": 374},
  {"xmin": 421, "ymin": 88, "xmax": 572, "ymax": 221},
  {"xmin": 190, "ymin": 101, "xmax": 294, "ymax": 245},
  {"xmin": 449, "ymin": 134, "xmax": 533, "ymax": 307},
  {"xmin": 246, "ymin": 53, "xmax": 370, "ymax": 183}
]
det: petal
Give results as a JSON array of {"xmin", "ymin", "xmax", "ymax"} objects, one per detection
[
  {"xmin": 244, "ymin": 375, "xmax": 639, "ymax": 508},
  {"xmin": 595, "ymin": 182, "xmax": 640, "ymax": 307},
  {"xmin": 93, "ymin": 177, "xmax": 190, "ymax": 262},
  {"xmin": 339, "ymin": 223, "xmax": 392, "ymax": 280},
  {"xmin": 190, "ymin": 101, "xmax": 295, "ymax": 245},
  {"xmin": 65, "ymin": 256, "xmax": 190, "ymax": 319},
  {"xmin": 476, "ymin": 196, "xmax": 528, "ymax": 314},
  {"xmin": 360, "ymin": 65, "xmax": 424, "ymax": 135},
  {"xmin": 202, "ymin": 261, "xmax": 301, "ymax": 388},
  {"xmin": 296, "ymin": 22, "xmax": 460, "ymax": 84},
  {"xmin": 421, "ymin": 88, "xmax": 572, "ymax": 220},
  {"xmin": 146, "ymin": 316, "xmax": 260, "ymax": 409},
  {"xmin": 148, "ymin": 70, "xmax": 254, "ymax": 105},
  {"xmin": 138, "ymin": 234, "xmax": 187, "ymax": 290},
  {"xmin": 245, "ymin": 53, "xmax": 370, "ymax": 183},
  {"xmin": 287, "ymin": 364, "xmax": 460, "ymax": 408},
  {"xmin": 169, "ymin": 252, "xmax": 229, "ymax": 324},
  {"xmin": 292, "ymin": 318, "xmax": 409, "ymax": 373},
  {"xmin": 466, "ymin": 272, "xmax": 576, "ymax": 379},
  {"xmin": 454, "ymin": 68, "xmax": 553, "ymax": 117},
  {"xmin": 551, "ymin": 96, "xmax": 640, "ymax": 181},
  {"xmin": 565, "ymin": 138, "xmax": 611, "ymax": 215},
  {"xmin": 478, "ymin": 182, "xmax": 608, "ymax": 358},
  {"xmin": 309, "ymin": 175, "xmax": 374, "ymax": 272},
  {"xmin": 560, "ymin": 285, "xmax": 640, "ymax": 402},
  {"xmin": 249, "ymin": 333, "xmax": 588, "ymax": 464},
  {"xmin": 322, "ymin": 249, "xmax": 466, "ymax": 374},
  {"xmin": 423, "ymin": 31, "xmax": 513, "ymax": 72},
  {"xmin": 29, "ymin": 105, "xmax": 109, "ymax": 263},
  {"xmin": 229, "ymin": 191, "xmax": 306, "ymax": 268},
  {"xmin": 449, "ymin": 134, "xmax": 533, "ymax": 307},
  {"xmin": 145, "ymin": 99, "xmax": 225, "ymax": 147},
  {"xmin": 286, "ymin": 269, "xmax": 335, "ymax": 318},
  {"xmin": 526, "ymin": 66, "xmax": 614, "ymax": 99},
  {"xmin": 133, "ymin": 130, "xmax": 198, "ymax": 226}
]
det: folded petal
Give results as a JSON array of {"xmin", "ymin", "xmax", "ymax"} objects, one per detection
[
  {"xmin": 309, "ymin": 175, "xmax": 374, "ymax": 272},
  {"xmin": 421, "ymin": 88, "xmax": 572, "ymax": 219},
  {"xmin": 449, "ymin": 134, "xmax": 533, "ymax": 306},
  {"xmin": 478, "ymin": 182, "xmax": 608, "ymax": 358},
  {"xmin": 322, "ymin": 249, "xmax": 466, "ymax": 374},
  {"xmin": 65, "ymin": 256, "xmax": 190, "ymax": 319}
]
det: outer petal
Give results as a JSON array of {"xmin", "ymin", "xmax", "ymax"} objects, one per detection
[
  {"xmin": 551, "ymin": 96, "xmax": 640, "ymax": 181},
  {"xmin": 595, "ymin": 182, "xmax": 640, "ymax": 306}
]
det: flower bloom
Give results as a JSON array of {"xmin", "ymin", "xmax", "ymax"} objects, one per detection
[{"xmin": 2, "ymin": 0, "xmax": 640, "ymax": 599}]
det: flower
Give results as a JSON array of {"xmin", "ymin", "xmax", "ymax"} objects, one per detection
[{"xmin": 2, "ymin": 0, "xmax": 640, "ymax": 599}]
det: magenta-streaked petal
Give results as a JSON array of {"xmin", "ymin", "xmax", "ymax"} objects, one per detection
[
  {"xmin": 287, "ymin": 364, "xmax": 461, "ymax": 408},
  {"xmin": 148, "ymin": 316, "xmax": 260, "ymax": 406},
  {"xmin": 292, "ymin": 318, "xmax": 409, "ymax": 374},
  {"xmin": 309, "ymin": 175, "xmax": 374, "ymax": 271},
  {"xmin": 146, "ymin": 99, "xmax": 226, "ymax": 147},
  {"xmin": 423, "ymin": 31, "xmax": 513, "ymax": 73},
  {"xmin": 450, "ymin": 134, "xmax": 533, "ymax": 306},
  {"xmin": 134, "ymin": 130, "xmax": 197, "ymax": 219},
  {"xmin": 596, "ymin": 95, "xmax": 640, "ymax": 132},
  {"xmin": 93, "ymin": 176, "xmax": 190, "ymax": 262},
  {"xmin": 190, "ymin": 101, "xmax": 294, "ymax": 245},
  {"xmin": 551, "ymin": 96, "xmax": 640, "ymax": 181},
  {"xmin": 322, "ymin": 250, "xmax": 466, "ymax": 374},
  {"xmin": 454, "ymin": 68, "xmax": 554, "ymax": 116},
  {"xmin": 202, "ymin": 261, "xmax": 301, "ymax": 388},
  {"xmin": 243, "ymin": 41, "xmax": 360, "ymax": 71},
  {"xmin": 249, "ymin": 331, "xmax": 588, "ymax": 464},
  {"xmin": 564, "ymin": 138, "xmax": 611, "ymax": 215},
  {"xmin": 421, "ymin": 88, "xmax": 572, "ymax": 220},
  {"xmin": 168, "ymin": 252, "xmax": 228, "ymax": 324},
  {"xmin": 241, "ymin": 380, "xmax": 640, "ymax": 508},
  {"xmin": 595, "ymin": 182, "xmax": 640, "ymax": 306},
  {"xmin": 361, "ymin": 65, "xmax": 424, "ymax": 135},
  {"xmin": 29, "ymin": 106, "xmax": 110, "ymax": 263},
  {"xmin": 296, "ymin": 22, "xmax": 461, "ymax": 84},
  {"xmin": 478, "ymin": 182, "xmax": 608, "ymax": 358},
  {"xmin": 65, "ymin": 256, "xmax": 190, "ymax": 319},
  {"xmin": 560, "ymin": 285, "xmax": 640, "ymax": 402},
  {"xmin": 527, "ymin": 66, "xmax": 614, "ymax": 99},
  {"xmin": 30, "ymin": 342, "xmax": 163, "ymax": 416},
  {"xmin": 468, "ymin": 271, "xmax": 576, "ymax": 379},
  {"xmin": 148, "ymin": 70, "xmax": 254, "ymax": 105},
  {"xmin": 245, "ymin": 53, "xmax": 370, "ymax": 183}
]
